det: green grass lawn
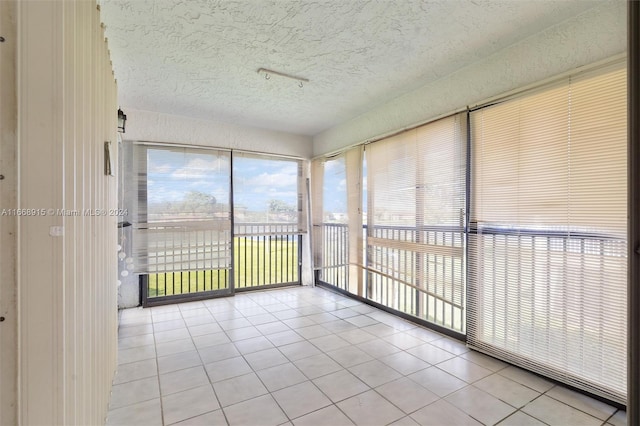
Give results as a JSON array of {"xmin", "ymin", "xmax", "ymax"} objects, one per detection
[
  {"xmin": 147, "ymin": 236, "xmax": 299, "ymax": 297},
  {"xmin": 147, "ymin": 269, "xmax": 228, "ymax": 298}
]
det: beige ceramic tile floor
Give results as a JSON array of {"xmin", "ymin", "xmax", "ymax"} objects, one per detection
[{"xmin": 107, "ymin": 286, "xmax": 627, "ymax": 426}]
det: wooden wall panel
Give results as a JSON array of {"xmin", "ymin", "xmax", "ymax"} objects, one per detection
[
  {"xmin": 0, "ymin": 1, "xmax": 18, "ymax": 425},
  {"xmin": 18, "ymin": 1, "xmax": 118, "ymax": 424}
]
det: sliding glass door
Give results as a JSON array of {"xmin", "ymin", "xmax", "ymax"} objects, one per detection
[
  {"xmin": 313, "ymin": 115, "xmax": 467, "ymax": 335},
  {"xmin": 232, "ymin": 152, "xmax": 305, "ymax": 290},
  {"xmin": 311, "ymin": 61, "xmax": 628, "ymax": 403},
  {"xmin": 133, "ymin": 145, "xmax": 233, "ymax": 305},
  {"xmin": 128, "ymin": 146, "xmax": 305, "ymax": 306},
  {"xmin": 468, "ymin": 63, "xmax": 627, "ymax": 403},
  {"xmin": 365, "ymin": 114, "xmax": 467, "ymax": 334}
]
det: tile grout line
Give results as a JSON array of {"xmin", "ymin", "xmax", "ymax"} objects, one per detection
[
  {"xmin": 229, "ymin": 326, "xmax": 291, "ymax": 423},
  {"xmin": 112, "ymin": 286, "xmax": 628, "ymax": 426},
  {"xmin": 248, "ymin": 292, "xmax": 347, "ymax": 424},
  {"xmin": 169, "ymin": 303, "xmax": 228, "ymax": 426},
  {"xmin": 540, "ymin": 385, "xmax": 617, "ymax": 424},
  {"xmin": 151, "ymin": 304, "xmax": 167, "ymax": 426}
]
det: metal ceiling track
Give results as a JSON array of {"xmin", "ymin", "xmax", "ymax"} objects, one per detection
[{"xmin": 257, "ymin": 68, "xmax": 309, "ymax": 84}]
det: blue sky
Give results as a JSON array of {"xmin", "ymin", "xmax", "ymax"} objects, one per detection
[
  {"xmin": 322, "ymin": 156, "xmax": 367, "ymax": 214},
  {"xmin": 147, "ymin": 148, "xmax": 231, "ymax": 205},
  {"xmin": 233, "ymin": 156, "xmax": 298, "ymax": 210},
  {"xmin": 322, "ymin": 157, "xmax": 347, "ymax": 213},
  {"xmin": 146, "ymin": 148, "xmax": 366, "ymax": 215},
  {"xmin": 147, "ymin": 149, "xmax": 298, "ymax": 212}
]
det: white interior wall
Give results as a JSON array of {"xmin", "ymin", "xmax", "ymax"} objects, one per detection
[
  {"xmin": 17, "ymin": 1, "xmax": 118, "ymax": 424},
  {"xmin": 123, "ymin": 108, "xmax": 313, "ymax": 158},
  {"xmin": 0, "ymin": 2, "xmax": 17, "ymax": 425},
  {"xmin": 312, "ymin": 1, "xmax": 627, "ymax": 156}
]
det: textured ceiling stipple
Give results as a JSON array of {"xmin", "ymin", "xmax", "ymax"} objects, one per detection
[{"xmin": 101, "ymin": 0, "xmax": 600, "ymax": 136}]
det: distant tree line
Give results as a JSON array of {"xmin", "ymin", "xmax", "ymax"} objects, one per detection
[{"xmin": 148, "ymin": 191, "xmax": 297, "ymax": 221}]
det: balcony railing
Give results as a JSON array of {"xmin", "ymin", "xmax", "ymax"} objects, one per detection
[
  {"xmin": 468, "ymin": 225, "xmax": 627, "ymax": 401},
  {"xmin": 318, "ymin": 222, "xmax": 466, "ymax": 334},
  {"xmin": 234, "ymin": 223, "xmax": 301, "ymax": 290},
  {"xmin": 143, "ymin": 222, "xmax": 301, "ymax": 305},
  {"xmin": 319, "ymin": 221, "xmax": 626, "ymax": 337},
  {"xmin": 366, "ymin": 224, "xmax": 466, "ymax": 334},
  {"xmin": 319, "ymin": 223, "xmax": 349, "ymax": 291}
]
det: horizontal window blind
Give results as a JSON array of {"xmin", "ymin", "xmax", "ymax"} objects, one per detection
[
  {"xmin": 468, "ymin": 63, "xmax": 627, "ymax": 403},
  {"xmin": 310, "ymin": 157, "xmax": 325, "ymax": 282},
  {"xmin": 366, "ymin": 113, "xmax": 466, "ymax": 333},
  {"xmin": 232, "ymin": 152, "xmax": 306, "ymax": 236},
  {"xmin": 132, "ymin": 145, "xmax": 232, "ymax": 274}
]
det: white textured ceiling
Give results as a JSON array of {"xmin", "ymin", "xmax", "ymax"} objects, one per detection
[{"xmin": 101, "ymin": 0, "xmax": 600, "ymax": 136}]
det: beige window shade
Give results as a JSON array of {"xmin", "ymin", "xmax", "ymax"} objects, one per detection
[
  {"xmin": 368, "ymin": 115, "xmax": 466, "ymax": 228},
  {"xmin": 132, "ymin": 144, "xmax": 232, "ymax": 274},
  {"xmin": 366, "ymin": 113, "xmax": 466, "ymax": 333},
  {"xmin": 232, "ymin": 152, "xmax": 307, "ymax": 236},
  {"xmin": 468, "ymin": 62, "xmax": 627, "ymax": 403},
  {"xmin": 345, "ymin": 147, "xmax": 365, "ymax": 296},
  {"xmin": 310, "ymin": 157, "xmax": 325, "ymax": 275},
  {"xmin": 472, "ymin": 81, "xmax": 570, "ymax": 227},
  {"xmin": 368, "ymin": 131, "xmax": 418, "ymax": 227}
]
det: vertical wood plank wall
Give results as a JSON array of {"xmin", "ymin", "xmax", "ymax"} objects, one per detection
[
  {"xmin": 17, "ymin": 1, "xmax": 118, "ymax": 424},
  {"xmin": 0, "ymin": 1, "xmax": 18, "ymax": 425},
  {"xmin": 628, "ymin": 1, "xmax": 640, "ymax": 422}
]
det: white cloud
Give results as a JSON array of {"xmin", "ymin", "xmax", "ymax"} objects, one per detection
[
  {"xmin": 242, "ymin": 170, "xmax": 297, "ymax": 189},
  {"xmin": 323, "ymin": 157, "xmax": 345, "ymax": 173},
  {"xmin": 338, "ymin": 178, "xmax": 346, "ymax": 191},
  {"xmin": 171, "ymin": 156, "xmax": 229, "ymax": 179},
  {"xmin": 147, "ymin": 162, "xmax": 174, "ymax": 174}
]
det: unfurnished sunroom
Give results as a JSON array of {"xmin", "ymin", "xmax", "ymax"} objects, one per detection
[{"xmin": 3, "ymin": 0, "xmax": 638, "ymax": 425}]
